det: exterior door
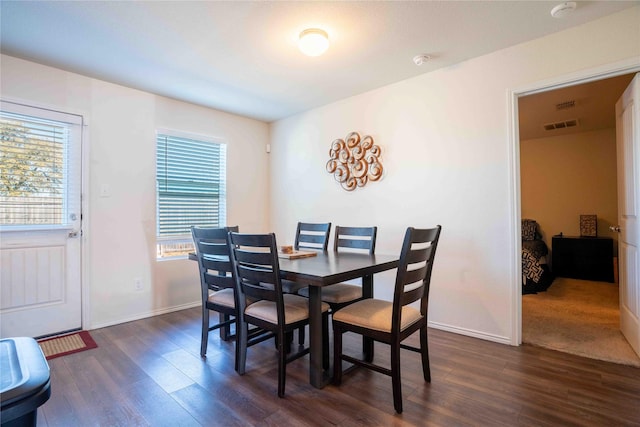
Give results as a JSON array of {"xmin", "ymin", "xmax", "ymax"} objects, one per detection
[
  {"xmin": 615, "ymin": 73, "xmax": 640, "ymax": 357},
  {"xmin": 0, "ymin": 101, "xmax": 83, "ymax": 338}
]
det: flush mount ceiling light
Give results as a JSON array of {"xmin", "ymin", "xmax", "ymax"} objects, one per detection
[
  {"xmin": 298, "ymin": 28, "xmax": 329, "ymax": 57},
  {"xmin": 550, "ymin": 2, "xmax": 577, "ymax": 18}
]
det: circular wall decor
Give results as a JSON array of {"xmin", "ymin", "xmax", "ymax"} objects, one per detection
[{"xmin": 325, "ymin": 132, "xmax": 383, "ymax": 191}]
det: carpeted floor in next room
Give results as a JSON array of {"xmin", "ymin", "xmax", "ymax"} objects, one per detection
[{"xmin": 522, "ymin": 277, "xmax": 640, "ymax": 367}]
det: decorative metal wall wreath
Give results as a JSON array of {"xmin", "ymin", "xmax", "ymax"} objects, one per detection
[{"xmin": 325, "ymin": 132, "xmax": 383, "ymax": 191}]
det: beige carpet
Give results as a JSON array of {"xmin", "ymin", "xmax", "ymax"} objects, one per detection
[{"xmin": 522, "ymin": 277, "xmax": 640, "ymax": 367}]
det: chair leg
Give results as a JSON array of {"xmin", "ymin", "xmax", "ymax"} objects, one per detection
[
  {"xmin": 220, "ymin": 313, "xmax": 230, "ymax": 341},
  {"xmin": 233, "ymin": 318, "xmax": 240, "ymax": 372},
  {"xmin": 277, "ymin": 331, "xmax": 294, "ymax": 353},
  {"xmin": 200, "ymin": 308, "xmax": 209, "ymax": 357},
  {"xmin": 332, "ymin": 324, "xmax": 343, "ymax": 385},
  {"xmin": 420, "ymin": 325, "xmax": 431, "ymax": 382},
  {"xmin": 391, "ymin": 341, "xmax": 403, "ymax": 414},
  {"xmin": 364, "ymin": 336, "xmax": 374, "ymax": 362},
  {"xmin": 277, "ymin": 331, "xmax": 287, "ymax": 398},
  {"xmin": 285, "ymin": 331, "xmax": 293, "ymax": 354},
  {"xmin": 298, "ymin": 326, "xmax": 305, "ymax": 347},
  {"xmin": 237, "ymin": 319, "xmax": 248, "ymax": 375},
  {"xmin": 322, "ymin": 312, "xmax": 329, "ymax": 370}
]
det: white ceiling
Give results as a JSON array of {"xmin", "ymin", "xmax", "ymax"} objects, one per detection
[{"xmin": 1, "ymin": 1, "xmax": 637, "ymax": 123}]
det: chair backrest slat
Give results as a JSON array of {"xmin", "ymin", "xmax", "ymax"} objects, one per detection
[
  {"xmin": 392, "ymin": 226, "xmax": 442, "ymax": 332},
  {"xmin": 333, "ymin": 226, "xmax": 377, "ymax": 254},
  {"xmin": 237, "ymin": 264, "xmax": 276, "ymax": 287},
  {"xmin": 295, "ymin": 222, "xmax": 331, "ymax": 251},
  {"xmin": 201, "ymin": 257, "xmax": 231, "ymax": 272},
  {"xmin": 404, "ymin": 265, "xmax": 428, "ymax": 288},
  {"xmin": 401, "ymin": 285, "xmax": 425, "ymax": 307},
  {"xmin": 198, "ymin": 241, "xmax": 231, "ymax": 257},
  {"xmin": 406, "ymin": 246, "xmax": 431, "ymax": 264},
  {"xmin": 234, "ymin": 248, "xmax": 273, "ymax": 266},
  {"xmin": 204, "ymin": 272, "xmax": 235, "ymax": 290}
]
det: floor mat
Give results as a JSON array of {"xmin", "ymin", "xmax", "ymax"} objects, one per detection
[{"xmin": 38, "ymin": 330, "xmax": 97, "ymax": 360}]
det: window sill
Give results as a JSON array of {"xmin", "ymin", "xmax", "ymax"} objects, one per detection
[{"xmin": 156, "ymin": 254, "xmax": 190, "ymax": 262}]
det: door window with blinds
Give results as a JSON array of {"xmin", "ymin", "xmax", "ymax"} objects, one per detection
[
  {"xmin": 156, "ymin": 131, "xmax": 227, "ymax": 259},
  {"xmin": 0, "ymin": 102, "xmax": 82, "ymax": 229}
]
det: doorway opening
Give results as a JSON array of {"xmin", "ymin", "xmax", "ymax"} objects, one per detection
[{"xmin": 514, "ymin": 69, "xmax": 640, "ymax": 366}]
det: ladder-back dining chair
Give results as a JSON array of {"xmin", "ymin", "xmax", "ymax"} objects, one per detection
[
  {"xmin": 191, "ymin": 225, "xmax": 239, "ymax": 360},
  {"xmin": 332, "ymin": 225, "xmax": 442, "ymax": 413},
  {"xmin": 229, "ymin": 231, "xmax": 330, "ymax": 397},
  {"xmin": 281, "ymin": 222, "xmax": 332, "ymax": 296},
  {"xmin": 283, "ymin": 221, "xmax": 332, "ymax": 346},
  {"xmin": 299, "ymin": 225, "xmax": 377, "ymax": 312}
]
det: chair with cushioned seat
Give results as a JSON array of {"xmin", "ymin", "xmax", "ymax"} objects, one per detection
[
  {"xmin": 332, "ymin": 225, "xmax": 442, "ymax": 413},
  {"xmin": 284, "ymin": 222, "xmax": 331, "ymax": 346},
  {"xmin": 229, "ymin": 231, "xmax": 330, "ymax": 397},
  {"xmin": 299, "ymin": 225, "xmax": 377, "ymax": 312},
  {"xmin": 281, "ymin": 222, "xmax": 332, "ymax": 295},
  {"xmin": 191, "ymin": 225, "xmax": 239, "ymax": 359}
]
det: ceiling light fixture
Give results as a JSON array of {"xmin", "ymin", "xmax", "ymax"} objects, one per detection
[
  {"xmin": 298, "ymin": 28, "xmax": 329, "ymax": 57},
  {"xmin": 550, "ymin": 2, "xmax": 577, "ymax": 18}
]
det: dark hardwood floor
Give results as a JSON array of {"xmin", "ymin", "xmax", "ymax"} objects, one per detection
[{"xmin": 36, "ymin": 307, "xmax": 640, "ymax": 426}]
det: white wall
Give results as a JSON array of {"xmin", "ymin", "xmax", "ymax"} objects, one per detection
[
  {"xmin": 2, "ymin": 7, "xmax": 638, "ymax": 342},
  {"xmin": 270, "ymin": 8, "xmax": 640, "ymax": 343},
  {"xmin": 0, "ymin": 55, "xmax": 270, "ymax": 329},
  {"xmin": 521, "ymin": 128, "xmax": 618, "ymax": 251}
]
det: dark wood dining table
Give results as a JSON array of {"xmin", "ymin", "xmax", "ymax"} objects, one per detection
[{"xmin": 278, "ymin": 251, "xmax": 399, "ymax": 388}]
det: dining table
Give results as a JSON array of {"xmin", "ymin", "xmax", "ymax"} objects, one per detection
[{"xmin": 278, "ymin": 251, "xmax": 399, "ymax": 388}]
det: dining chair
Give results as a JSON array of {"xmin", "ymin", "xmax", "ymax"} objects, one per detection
[
  {"xmin": 299, "ymin": 225, "xmax": 377, "ymax": 312},
  {"xmin": 229, "ymin": 231, "xmax": 330, "ymax": 397},
  {"xmin": 282, "ymin": 221, "xmax": 332, "ymax": 345},
  {"xmin": 281, "ymin": 222, "xmax": 332, "ymax": 294},
  {"xmin": 191, "ymin": 225, "xmax": 239, "ymax": 359},
  {"xmin": 332, "ymin": 225, "xmax": 442, "ymax": 413}
]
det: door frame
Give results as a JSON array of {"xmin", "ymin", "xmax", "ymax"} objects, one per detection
[
  {"xmin": 508, "ymin": 57, "xmax": 640, "ymax": 346},
  {"xmin": 0, "ymin": 95, "xmax": 91, "ymax": 335}
]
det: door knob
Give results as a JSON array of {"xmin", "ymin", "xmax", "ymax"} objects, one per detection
[{"xmin": 609, "ymin": 226, "xmax": 621, "ymax": 232}]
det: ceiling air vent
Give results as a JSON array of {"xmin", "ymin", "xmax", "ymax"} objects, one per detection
[
  {"xmin": 555, "ymin": 100, "xmax": 575, "ymax": 110},
  {"xmin": 543, "ymin": 119, "xmax": 578, "ymax": 131}
]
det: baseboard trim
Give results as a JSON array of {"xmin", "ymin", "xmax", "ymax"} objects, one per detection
[
  {"xmin": 428, "ymin": 321, "xmax": 512, "ymax": 346},
  {"xmin": 89, "ymin": 303, "xmax": 512, "ymax": 346},
  {"xmin": 89, "ymin": 301, "xmax": 201, "ymax": 330}
]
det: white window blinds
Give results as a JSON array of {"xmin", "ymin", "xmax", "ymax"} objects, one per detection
[
  {"xmin": 0, "ymin": 104, "xmax": 81, "ymax": 227},
  {"xmin": 156, "ymin": 131, "xmax": 227, "ymax": 258}
]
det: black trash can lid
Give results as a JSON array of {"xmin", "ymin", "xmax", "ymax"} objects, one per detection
[{"xmin": 0, "ymin": 337, "xmax": 51, "ymax": 408}]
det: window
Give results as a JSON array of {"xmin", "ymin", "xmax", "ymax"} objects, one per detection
[
  {"xmin": 156, "ymin": 130, "xmax": 227, "ymax": 259},
  {"xmin": 0, "ymin": 101, "xmax": 82, "ymax": 229}
]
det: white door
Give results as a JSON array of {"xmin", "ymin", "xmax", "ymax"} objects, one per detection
[
  {"xmin": 615, "ymin": 74, "xmax": 640, "ymax": 358},
  {"xmin": 0, "ymin": 101, "xmax": 83, "ymax": 338}
]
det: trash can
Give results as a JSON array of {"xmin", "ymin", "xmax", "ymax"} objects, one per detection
[{"xmin": 0, "ymin": 337, "xmax": 51, "ymax": 427}]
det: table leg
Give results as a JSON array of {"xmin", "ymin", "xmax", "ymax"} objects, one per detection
[
  {"xmin": 362, "ymin": 274, "xmax": 374, "ymax": 362},
  {"xmin": 308, "ymin": 286, "xmax": 329, "ymax": 388}
]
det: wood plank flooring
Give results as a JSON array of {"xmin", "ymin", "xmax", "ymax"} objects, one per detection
[{"xmin": 35, "ymin": 307, "xmax": 640, "ymax": 426}]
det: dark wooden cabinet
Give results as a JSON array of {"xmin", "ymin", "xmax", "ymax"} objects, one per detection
[{"xmin": 552, "ymin": 236, "xmax": 614, "ymax": 282}]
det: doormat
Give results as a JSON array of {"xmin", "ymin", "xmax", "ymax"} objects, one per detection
[{"xmin": 38, "ymin": 331, "xmax": 97, "ymax": 360}]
